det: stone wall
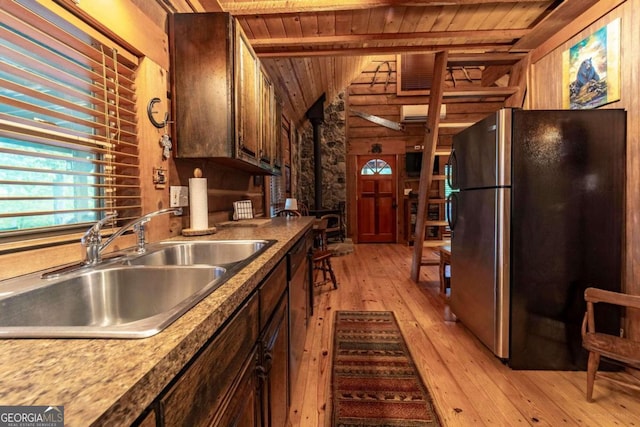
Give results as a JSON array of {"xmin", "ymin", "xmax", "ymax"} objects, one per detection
[{"xmin": 297, "ymin": 92, "xmax": 346, "ymax": 212}]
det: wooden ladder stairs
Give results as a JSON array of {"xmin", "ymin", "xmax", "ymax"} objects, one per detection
[
  {"xmin": 410, "ymin": 52, "xmax": 530, "ymax": 282},
  {"xmin": 410, "ymin": 51, "xmax": 449, "ymax": 281}
]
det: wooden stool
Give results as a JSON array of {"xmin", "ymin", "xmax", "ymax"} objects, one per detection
[{"xmin": 312, "ymin": 219, "xmax": 338, "ymax": 289}]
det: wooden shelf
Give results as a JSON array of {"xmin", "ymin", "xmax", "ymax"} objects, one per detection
[{"xmin": 403, "ymin": 145, "xmax": 451, "ymax": 246}]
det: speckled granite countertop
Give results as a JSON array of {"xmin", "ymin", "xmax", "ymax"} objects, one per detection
[{"xmin": 0, "ymin": 217, "xmax": 314, "ymax": 426}]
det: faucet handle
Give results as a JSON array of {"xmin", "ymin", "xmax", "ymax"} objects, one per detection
[
  {"xmin": 134, "ymin": 219, "xmax": 151, "ymax": 253},
  {"xmin": 82, "ymin": 212, "xmax": 118, "ymax": 246}
]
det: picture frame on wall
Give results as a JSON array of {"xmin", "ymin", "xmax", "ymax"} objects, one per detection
[{"xmin": 562, "ymin": 18, "xmax": 621, "ymax": 110}]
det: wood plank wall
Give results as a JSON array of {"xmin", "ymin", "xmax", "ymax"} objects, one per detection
[{"xmin": 527, "ymin": 0, "xmax": 639, "ymax": 340}]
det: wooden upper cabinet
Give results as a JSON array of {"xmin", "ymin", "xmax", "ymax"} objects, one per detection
[
  {"xmin": 170, "ymin": 12, "xmax": 280, "ymax": 175},
  {"xmin": 236, "ymin": 27, "xmax": 260, "ymax": 162},
  {"xmin": 259, "ymin": 69, "xmax": 274, "ymax": 166}
]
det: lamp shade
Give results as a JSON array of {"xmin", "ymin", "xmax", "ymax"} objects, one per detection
[{"xmin": 284, "ymin": 198, "xmax": 298, "ymax": 211}]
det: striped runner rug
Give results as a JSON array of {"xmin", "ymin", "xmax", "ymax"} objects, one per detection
[{"xmin": 331, "ymin": 311, "xmax": 441, "ymax": 426}]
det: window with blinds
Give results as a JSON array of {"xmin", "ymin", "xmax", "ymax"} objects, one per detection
[
  {"xmin": 269, "ymin": 174, "xmax": 284, "ymax": 217},
  {"xmin": 0, "ymin": 1, "xmax": 140, "ymax": 239}
]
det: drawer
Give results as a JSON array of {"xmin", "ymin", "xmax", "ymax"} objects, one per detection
[{"xmin": 259, "ymin": 258, "xmax": 287, "ymax": 331}]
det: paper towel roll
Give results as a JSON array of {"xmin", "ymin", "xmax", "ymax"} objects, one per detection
[{"xmin": 189, "ymin": 177, "xmax": 208, "ymax": 230}]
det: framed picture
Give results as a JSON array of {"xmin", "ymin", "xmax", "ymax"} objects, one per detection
[{"xmin": 562, "ymin": 19, "xmax": 621, "ymax": 109}]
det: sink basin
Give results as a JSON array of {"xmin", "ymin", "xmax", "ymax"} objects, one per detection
[
  {"xmin": 0, "ymin": 239, "xmax": 276, "ymax": 339},
  {"xmin": 0, "ymin": 266, "xmax": 226, "ymax": 338},
  {"xmin": 127, "ymin": 240, "xmax": 274, "ymax": 267}
]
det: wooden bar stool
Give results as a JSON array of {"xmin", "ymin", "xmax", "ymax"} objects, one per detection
[
  {"xmin": 312, "ymin": 218, "xmax": 338, "ymax": 290},
  {"xmin": 438, "ymin": 245, "xmax": 451, "ymax": 298}
]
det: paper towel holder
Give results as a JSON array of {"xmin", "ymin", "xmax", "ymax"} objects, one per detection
[{"xmin": 182, "ymin": 168, "xmax": 217, "ymax": 236}]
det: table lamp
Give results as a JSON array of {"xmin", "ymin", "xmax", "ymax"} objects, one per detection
[{"xmin": 284, "ymin": 198, "xmax": 298, "ymax": 211}]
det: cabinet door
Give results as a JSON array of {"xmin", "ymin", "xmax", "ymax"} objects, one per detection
[
  {"xmin": 171, "ymin": 13, "xmax": 233, "ymax": 158},
  {"xmin": 160, "ymin": 295, "xmax": 259, "ymax": 426},
  {"xmin": 215, "ymin": 346, "xmax": 261, "ymax": 427},
  {"xmin": 259, "ymin": 69, "xmax": 275, "ymax": 166},
  {"xmin": 288, "ymin": 231, "xmax": 311, "ymax": 395},
  {"xmin": 273, "ymin": 98, "xmax": 283, "ymax": 171},
  {"xmin": 236, "ymin": 26, "xmax": 260, "ymax": 161},
  {"xmin": 261, "ymin": 295, "xmax": 289, "ymax": 426}
]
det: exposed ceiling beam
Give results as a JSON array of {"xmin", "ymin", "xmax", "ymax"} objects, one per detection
[
  {"xmin": 219, "ymin": 0, "xmax": 546, "ymax": 15},
  {"xmin": 529, "ymin": 0, "xmax": 626, "ymax": 63},
  {"xmin": 255, "ymin": 43, "xmax": 514, "ymax": 58},
  {"xmin": 512, "ymin": 0, "xmax": 603, "ymax": 51},
  {"xmin": 444, "ymin": 87, "xmax": 518, "ymax": 97},
  {"xmin": 481, "ymin": 65, "xmax": 512, "ymax": 86},
  {"xmin": 184, "ymin": 0, "xmax": 207, "ymax": 12},
  {"xmin": 198, "ymin": 0, "xmax": 223, "ymax": 11},
  {"xmin": 250, "ymin": 29, "xmax": 530, "ymax": 48},
  {"xmin": 447, "ymin": 53, "xmax": 526, "ymax": 66}
]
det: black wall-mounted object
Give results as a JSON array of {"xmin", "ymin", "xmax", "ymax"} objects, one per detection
[{"xmin": 405, "ymin": 152, "xmax": 438, "ymax": 178}]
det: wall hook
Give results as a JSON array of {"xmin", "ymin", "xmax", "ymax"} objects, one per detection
[{"xmin": 147, "ymin": 97, "xmax": 169, "ymax": 128}]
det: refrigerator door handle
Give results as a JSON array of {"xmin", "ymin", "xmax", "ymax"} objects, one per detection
[
  {"xmin": 447, "ymin": 192, "xmax": 458, "ymax": 231},
  {"xmin": 447, "ymin": 148, "xmax": 458, "ymax": 189}
]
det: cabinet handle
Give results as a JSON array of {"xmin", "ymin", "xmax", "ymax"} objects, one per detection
[
  {"xmin": 263, "ymin": 350, "xmax": 273, "ymax": 373},
  {"xmin": 256, "ymin": 364, "xmax": 267, "ymax": 380}
]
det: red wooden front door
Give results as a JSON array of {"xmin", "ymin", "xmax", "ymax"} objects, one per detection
[{"xmin": 357, "ymin": 156, "xmax": 396, "ymax": 243}]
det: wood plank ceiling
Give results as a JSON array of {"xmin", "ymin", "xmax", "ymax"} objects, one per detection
[{"xmin": 182, "ymin": 0, "xmax": 603, "ymax": 127}]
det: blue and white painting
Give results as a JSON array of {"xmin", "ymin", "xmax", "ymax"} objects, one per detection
[{"xmin": 563, "ymin": 19, "xmax": 620, "ymax": 109}]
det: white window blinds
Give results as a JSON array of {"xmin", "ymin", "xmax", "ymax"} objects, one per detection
[
  {"xmin": 0, "ymin": 0, "xmax": 140, "ymax": 238},
  {"xmin": 270, "ymin": 174, "xmax": 284, "ymax": 217}
]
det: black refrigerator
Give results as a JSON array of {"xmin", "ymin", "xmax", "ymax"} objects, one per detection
[{"xmin": 448, "ymin": 108, "xmax": 625, "ymax": 370}]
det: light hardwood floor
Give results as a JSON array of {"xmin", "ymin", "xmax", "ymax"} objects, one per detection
[{"xmin": 288, "ymin": 243, "xmax": 640, "ymax": 426}]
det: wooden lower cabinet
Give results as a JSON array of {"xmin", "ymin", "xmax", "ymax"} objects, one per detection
[
  {"xmin": 288, "ymin": 232, "xmax": 312, "ymax": 395},
  {"xmin": 260, "ymin": 294, "xmax": 289, "ymax": 426},
  {"xmin": 215, "ymin": 346, "xmax": 261, "ymax": 427},
  {"xmin": 142, "ymin": 256, "xmax": 294, "ymax": 427},
  {"xmin": 159, "ymin": 294, "xmax": 259, "ymax": 426}
]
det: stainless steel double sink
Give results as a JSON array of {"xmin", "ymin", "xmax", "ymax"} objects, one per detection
[{"xmin": 0, "ymin": 240, "xmax": 275, "ymax": 339}]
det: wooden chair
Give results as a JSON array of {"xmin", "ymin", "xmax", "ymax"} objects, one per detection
[
  {"xmin": 311, "ymin": 218, "xmax": 338, "ymax": 290},
  {"xmin": 320, "ymin": 213, "xmax": 342, "ymax": 242},
  {"xmin": 276, "ymin": 209, "xmax": 301, "ymax": 217},
  {"xmin": 298, "ymin": 201, "xmax": 309, "ymax": 216},
  {"xmin": 581, "ymin": 287, "xmax": 640, "ymax": 402}
]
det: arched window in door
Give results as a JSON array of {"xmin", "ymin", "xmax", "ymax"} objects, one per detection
[{"xmin": 360, "ymin": 159, "xmax": 392, "ymax": 175}]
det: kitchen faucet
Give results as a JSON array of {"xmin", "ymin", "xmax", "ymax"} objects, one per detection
[{"xmin": 82, "ymin": 207, "xmax": 183, "ymax": 265}]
